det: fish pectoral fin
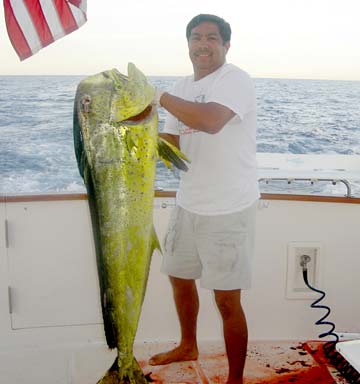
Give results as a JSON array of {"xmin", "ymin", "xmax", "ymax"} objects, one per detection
[
  {"xmin": 157, "ymin": 137, "xmax": 190, "ymax": 172},
  {"xmin": 152, "ymin": 226, "xmax": 161, "ymax": 253}
]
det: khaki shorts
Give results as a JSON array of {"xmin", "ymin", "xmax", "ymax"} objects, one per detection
[{"xmin": 161, "ymin": 202, "xmax": 257, "ymax": 290}]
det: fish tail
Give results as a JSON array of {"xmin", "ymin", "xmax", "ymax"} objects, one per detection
[{"xmin": 96, "ymin": 357, "xmax": 153, "ymax": 384}]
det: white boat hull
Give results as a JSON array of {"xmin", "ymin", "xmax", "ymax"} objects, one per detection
[{"xmin": 0, "ymin": 194, "xmax": 359, "ymax": 383}]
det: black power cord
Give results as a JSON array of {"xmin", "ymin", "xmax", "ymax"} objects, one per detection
[{"xmin": 301, "ymin": 255, "xmax": 360, "ymax": 383}]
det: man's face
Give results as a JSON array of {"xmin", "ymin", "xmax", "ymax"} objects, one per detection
[{"xmin": 188, "ymin": 21, "xmax": 230, "ymax": 78}]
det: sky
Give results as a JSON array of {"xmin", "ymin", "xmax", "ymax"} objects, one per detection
[{"xmin": 0, "ymin": 0, "xmax": 360, "ymax": 80}]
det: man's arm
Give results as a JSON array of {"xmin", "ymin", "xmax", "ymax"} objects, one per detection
[{"xmin": 160, "ymin": 92, "xmax": 235, "ymax": 135}]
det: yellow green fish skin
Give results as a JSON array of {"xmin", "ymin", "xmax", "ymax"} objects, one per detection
[{"xmin": 74, "ymin": 64, "xmax": 160, "ymax": 383}]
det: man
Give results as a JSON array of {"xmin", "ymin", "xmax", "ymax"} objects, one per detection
[{"xmin": 150, "ymin": 14, "xmax": 259, "ymax": 384}]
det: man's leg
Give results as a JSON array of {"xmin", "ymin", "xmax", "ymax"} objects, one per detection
[
  {"xmin": 214, "ymin": 289, "xmax": 247, "ymax": 384},
  {"xmin": 149, "ymin": 276, "xmax": 199, "ymax": 365}
]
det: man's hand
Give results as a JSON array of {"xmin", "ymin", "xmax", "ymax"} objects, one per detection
[{"xmin": 152, "ymin": 88, "xmax": 165, "ymax": 107}]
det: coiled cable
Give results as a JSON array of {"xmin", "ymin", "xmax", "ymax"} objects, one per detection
[{"xmin": 301, "ymin": 255, "xmax": 360, "ymax": 383}]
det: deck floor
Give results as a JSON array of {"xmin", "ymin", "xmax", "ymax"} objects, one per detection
[{"xmin": 134, "ymin": 340, "xmax": 351, "ymax": 383}]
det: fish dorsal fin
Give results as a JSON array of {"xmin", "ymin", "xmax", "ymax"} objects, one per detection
[
  {"xmin": 109, "ymin": 64, "xmax": 154, "ymax": 122},
  {"xmin": 157, "ymin": 137, "xmax": 190, "ymax": 171}
]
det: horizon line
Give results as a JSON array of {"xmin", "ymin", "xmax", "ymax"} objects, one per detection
[{"xmin": 1, "ymin": 74, "xmax": 359, "ymax": 82}]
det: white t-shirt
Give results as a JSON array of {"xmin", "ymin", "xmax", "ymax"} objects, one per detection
[{"xmin": 164, "ymin": 63, "xmax": 260, "ymax": 215}]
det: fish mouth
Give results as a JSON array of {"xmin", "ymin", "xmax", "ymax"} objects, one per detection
[{"xmin": 120, "ymin": 104, "xmax": 153, "ymax": 125}]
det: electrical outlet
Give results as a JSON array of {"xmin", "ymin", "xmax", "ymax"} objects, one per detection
[{"xmin": 286, "ymin": 242, "xmax": 322, "ymax": 299}]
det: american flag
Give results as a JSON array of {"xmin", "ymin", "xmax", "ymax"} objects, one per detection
[{"xmin": 3, "ymin": 0, "xmax": 87, "ymax": 60}]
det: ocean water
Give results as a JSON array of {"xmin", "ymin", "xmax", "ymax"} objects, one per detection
[{"xmin": 0, "ymin": 75, "xmax": 360, "ymax": 196}]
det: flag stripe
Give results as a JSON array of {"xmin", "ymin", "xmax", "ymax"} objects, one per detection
[
  {"xmin": 54, "ymin": 0, "xmax": 78, "ymax": 35},
  {"xmin": 8, "ymin": 0, "xmax": 43, "ymax": 59},
  {"xmin": 68, "ymin": 0, "xmax": 86, "ymax": 13},
  {"xmin": 24, "ymin": 0, "xmax": 54, "ymax": 48},
  {"xmin": 39, "ymin": 0, "xmax": 65, "ymax": 41},
  {"xmin": 4, "ymin": 0, "xmax": 87, "ymax": 60},
  {"xmin": 4, "ymin": 0, "xmax": 33, "ymax": 60},
  {"xmin": 68, "ymin": 0, "xmax": 81, "ymax": 7},
  {"xmin": 68, "ymin": 3, "xmax": 87, "ymax": 26}
]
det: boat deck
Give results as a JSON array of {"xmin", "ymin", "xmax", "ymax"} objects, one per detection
[{"xmin": 134, "ymin": 340, "xmax": 350, "ymax": 383}]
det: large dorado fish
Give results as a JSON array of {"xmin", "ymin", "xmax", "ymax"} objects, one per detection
[{"xmin": 73, "ymin": 63, "xmax": 188, "ymax": 383}]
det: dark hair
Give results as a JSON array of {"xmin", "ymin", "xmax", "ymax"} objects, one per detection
[{"xmin": 186, "ymin": 14, "xmax": 231, "ymax": 44}]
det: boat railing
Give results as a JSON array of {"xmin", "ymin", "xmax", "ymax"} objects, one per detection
[{"xmin": 259, "ymin": 177, "xmax": 352, "ymax": 197}]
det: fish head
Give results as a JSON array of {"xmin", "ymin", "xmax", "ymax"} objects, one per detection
[
  {"xmin": 74, "ymin": 64, "xmax": 159, "ymax": 176},
  {"xmin": 108, "ymin": 63, "xmax": 155, "ymax": 123},
  {"xmin": 75, "ymin": 63, "xmax": 156, "ymax": 125}
]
